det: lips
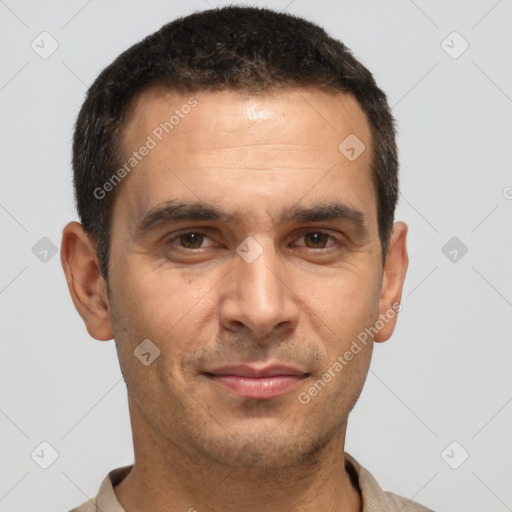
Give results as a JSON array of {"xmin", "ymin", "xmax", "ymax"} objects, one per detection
[{"xmin": 204, "ymin": 364, "xmax": 309, "ymax": 399}]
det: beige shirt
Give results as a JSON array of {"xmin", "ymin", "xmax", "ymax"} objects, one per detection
[{"xmin": 69, "ymin": 453, "xmax": 433, "ymax": 512}]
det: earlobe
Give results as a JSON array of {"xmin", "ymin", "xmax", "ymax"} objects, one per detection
[
  {"xmin": 60, "ymin": 221, "xmax": 114, "ymax": 341},
  {"xmin": 374, "ymin": 221, "xmax": 409, "ymax": 343}
]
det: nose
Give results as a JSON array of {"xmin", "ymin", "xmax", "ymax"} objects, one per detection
[{"xmin": 218, "ymin": 239, "xmax": 300, "ymax": 342}]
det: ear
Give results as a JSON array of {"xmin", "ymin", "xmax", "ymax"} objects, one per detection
[
  {"xmin": 374, "ymin": 221, "xmax": 408, "ymax": 343},
  {"xmin": 60, "ymin": 221, "xmax": 114, "ymax": 341}
]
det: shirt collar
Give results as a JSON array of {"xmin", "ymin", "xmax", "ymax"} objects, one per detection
[{"xmin": 86, "ymin": 453, "xmax": 431, "ymax": 512}]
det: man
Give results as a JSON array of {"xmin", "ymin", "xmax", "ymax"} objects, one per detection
[{"xmin": 61, "ymin": 5, "xmax": 432, "ymax": 511}]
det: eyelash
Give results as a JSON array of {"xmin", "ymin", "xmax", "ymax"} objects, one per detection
[{"xmin": 165, "ymin": 230, "xmax": 344, "ymax": 254}]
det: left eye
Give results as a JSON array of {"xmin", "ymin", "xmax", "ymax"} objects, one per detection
[
  {"xmin": 171, "ymin": 232, "xmax": 212, "ymax": 249},
  {"xmin": 295, "ymin": 232, "xmax": 336, "ymax": 250}
]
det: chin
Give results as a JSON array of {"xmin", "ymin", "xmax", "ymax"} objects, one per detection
[{"xmin": 192, "ymin": 420, "xmax": 336, "ymax": 471}]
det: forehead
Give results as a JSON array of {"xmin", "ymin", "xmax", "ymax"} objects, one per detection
[
  {"xmin": 122, "ymin": 85, "xmax": 371, "ymax": 155},
  {"xmin": 115, "ymin": 86, "xmax": 375, "ymax": 231}
]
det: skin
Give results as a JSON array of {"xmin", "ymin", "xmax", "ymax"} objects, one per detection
[{"xmin": 61, "ymin": 86, "xmax": 408, "ymax": 512}]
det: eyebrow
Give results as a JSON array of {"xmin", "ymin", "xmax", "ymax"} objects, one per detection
[{"xmin": 134, "ymin": 199, "xmax": 368, "ymax": 236}]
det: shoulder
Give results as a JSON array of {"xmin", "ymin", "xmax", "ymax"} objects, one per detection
[
  {"xmin": 380, "ymin": 490, "xmax": 435, "ymax": 511},
  {"xmin": 345, "ymin": 452, "xmax": 435, "ymax": 512},
  {"xmin": 67, "ymin": 465, "xmax": 132, "ymax": 512},
  {"xmin": 68, "ymin": 497, "xmax": 97, "ymax": 512}
]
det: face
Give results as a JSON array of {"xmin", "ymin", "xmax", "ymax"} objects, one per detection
[{"xmin": 63, "ymin": 86, "xmax": 408, "ymax": 470}]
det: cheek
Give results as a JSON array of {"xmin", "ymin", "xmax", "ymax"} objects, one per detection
[
  {"xmin": 302, "ymin": 264, "xmax": 381, "ymax": 339},
  {"xmin": 110, "ymin": 261, "xmax": 219, "ymax": 350},
  {"xmin": 108, "ymin": 267, "xmax": 212, "ymax": 401}
]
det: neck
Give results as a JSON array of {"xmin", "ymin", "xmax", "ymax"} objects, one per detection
[{"xmin": 114, "ymin": 395, "xmax": 361, "ymax": 512}]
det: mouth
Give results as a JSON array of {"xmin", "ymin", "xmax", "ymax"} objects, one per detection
[{"xmin": 203, "ymin": 364, "xmax": 310, "ymax": 400}]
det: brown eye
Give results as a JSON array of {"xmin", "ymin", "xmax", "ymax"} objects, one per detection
[
  {"xmin": 177, "ymin": 232, "xmax": 205, "ymax": 249},
  {"xmin": 303, "ymin": 232, "xmax": 330, "ymax": 249}
]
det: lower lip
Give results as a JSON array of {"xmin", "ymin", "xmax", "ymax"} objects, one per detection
[{"xmin": 205, "ymin": 374, "xmax": 307, "ymax": 399}]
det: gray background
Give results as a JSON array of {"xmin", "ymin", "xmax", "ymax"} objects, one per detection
[{"xmin": 1, "ymin": 0, "xmax": 511, "ymax": 510}]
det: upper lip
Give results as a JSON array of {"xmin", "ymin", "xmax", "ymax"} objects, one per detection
[{"xmin": 204, "ymin": 364, "xmax": 308, "ymax": 378}]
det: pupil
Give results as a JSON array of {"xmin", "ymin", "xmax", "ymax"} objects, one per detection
[
  {"xmin": 181, "ymin": 233, "xmax": 202, "ymax": 248},
  {"xmin": 308, "ymin": 232, "xmax": 326, "ymax": 247}
]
